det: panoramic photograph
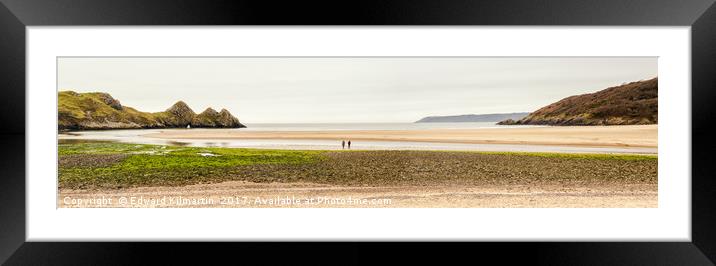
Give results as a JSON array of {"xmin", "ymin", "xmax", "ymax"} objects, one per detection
[{"xmin": 57, "ymin": 57, "xmax": 657, "ymax": 208}]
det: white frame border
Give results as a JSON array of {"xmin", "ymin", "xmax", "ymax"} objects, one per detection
[{"xmin": 27, "ymin": 27, "xmax": 690, "ymax": 241}]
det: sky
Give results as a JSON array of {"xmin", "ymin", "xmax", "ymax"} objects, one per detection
[{"xmin": 58, "ymin": 57, "xmax": 657, "ymax": 123}]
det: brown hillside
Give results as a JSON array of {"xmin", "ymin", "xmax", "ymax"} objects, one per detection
[{"xmin": 499, "ymin": 78, "xmax": 657, "ymax": 126}]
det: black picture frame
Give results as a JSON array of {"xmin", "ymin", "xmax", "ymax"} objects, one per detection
[{"xmin": 1, "ymin": 0, "xmax": 715, "ymax": 264}]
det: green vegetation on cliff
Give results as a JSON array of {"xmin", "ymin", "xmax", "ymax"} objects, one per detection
[
  {"xmin": 499, "ymin": 78, "xmax": 657, "ymax": 126},
  {"xmin": 58, "ymin": 91, "xmax": 246, "ymax": 130}
]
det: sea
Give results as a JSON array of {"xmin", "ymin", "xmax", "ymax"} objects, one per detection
[{"xmin": 239, "ymin": 122, "xmax": 534, "ymax": 131}]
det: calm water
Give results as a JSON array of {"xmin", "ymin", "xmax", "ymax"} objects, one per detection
[
  {"xmin": 58, "ymin": 123, "xmax": 656, "ymax": 154},
  {"xmin": 241, "ymin": 122, "xmax": 541, "ymax": 131}
]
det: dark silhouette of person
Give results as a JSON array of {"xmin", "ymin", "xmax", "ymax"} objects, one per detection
[
  {"xmin": 342, "ymin": 140, "xmax": 345, "ymax": 149},
  {"xmin": 348, "ymin": 140, "xmax": 351, "ymax": 149}
]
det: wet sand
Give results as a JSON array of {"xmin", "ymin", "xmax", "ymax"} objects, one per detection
[
  {"xmin": 59, "ymin": 181, "xmax": 657, "ymax": 208},
  {"xmin": 58, "ymin": 125, "xmax": 658, "ymax": 208},
  {"xmin": 144, "ymin": 125, "xmax": 657, "ymax": 148}
]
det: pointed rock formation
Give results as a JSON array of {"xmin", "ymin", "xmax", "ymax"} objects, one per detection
[
  {"xmin": 218, "ymin": 108, "xmax": 245, "ymax": 128},
  {"xmin": 159, "ymin": 101, "xmax": 197, "ymax": 127},
  {"xmin": 191, "ymin": 107, "xmax": 220, "ymax": 127},
  {"xmin": 191, "ymin": 107, "xmax": 246, "ymax": 128},
  {"xmin": 58, "ymin": 91, "xmax": 247, "ymax": 130}
]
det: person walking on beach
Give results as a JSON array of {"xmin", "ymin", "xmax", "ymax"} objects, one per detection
[
  {"xmin": 348, "ymin": 140, "xmax": 351, "ymax": 149},
  {"xmin": 342, "ymin": 140, "xmax": 345, "ymax": 149}
]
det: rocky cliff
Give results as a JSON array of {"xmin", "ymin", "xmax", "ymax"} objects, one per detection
[{"xmin": 58, "ymin": 91, "xmax": 246, "ymax": 130}]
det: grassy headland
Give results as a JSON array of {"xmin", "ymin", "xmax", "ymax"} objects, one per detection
[{"xmin": 58, "ymin": 91, "xmax": 245, "ymax": 130}]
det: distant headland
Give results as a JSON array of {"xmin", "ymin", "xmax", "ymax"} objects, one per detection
[{"xmin": 415, "ymin": 113, "xmax": 530, "ymax": 123}]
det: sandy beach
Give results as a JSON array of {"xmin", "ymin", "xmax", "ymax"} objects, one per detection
[
  {"xmin": 59, "ymin": 181, "xmax": 657, "ymax": 208},
  {"xmin": 143, "ymin": 125, "xmax": 657, "ymax": 148}
]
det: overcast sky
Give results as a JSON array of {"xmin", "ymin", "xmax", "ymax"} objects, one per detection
[{"xmin": 58, "ymin": 57, "xmax": 657, "ymax": 123}]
